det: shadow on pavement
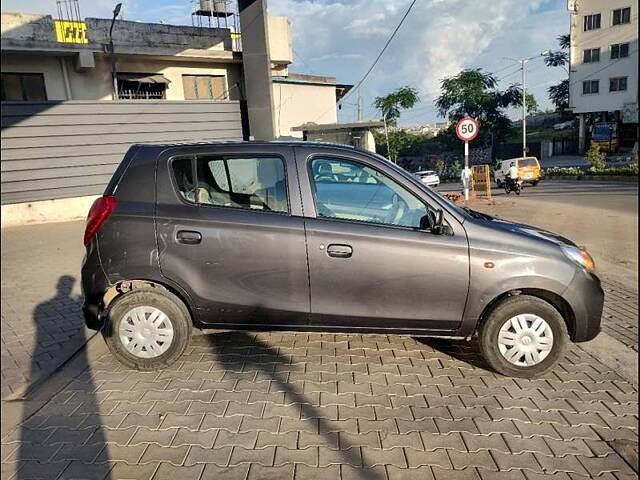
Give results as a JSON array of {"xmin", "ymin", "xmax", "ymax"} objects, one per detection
[
  {"xmin": 415, "ymin": 337, "xmax": 493, "ymax": 372},
  {"xmin": 15, "ymin": 275, "xmax": 111, "ymax": 479},
  {"xmin": 206, "ymin": 330, "xmax": 384, "ymax": 479}
]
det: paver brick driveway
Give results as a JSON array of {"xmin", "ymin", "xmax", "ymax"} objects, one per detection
[
  {"xmin": 1, "ymin": 220, "xmax": 638, "ymax": 479},
  {"xmin": 2, "ymin": 329, "xmax": 638, "ymax": 479}
]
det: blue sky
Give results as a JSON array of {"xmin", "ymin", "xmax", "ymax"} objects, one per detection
[{"xmin": 2, "ymin": 0, "xmax": 570, "ymax": 126}]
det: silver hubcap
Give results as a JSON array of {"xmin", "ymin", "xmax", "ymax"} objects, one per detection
[
  {"xmin": 497, "ymin": 314, "xmax": 553, "ymax": 367},
  {"xmin": 119, "ymin": 306, "xmax": 174, "ymax": 358}
]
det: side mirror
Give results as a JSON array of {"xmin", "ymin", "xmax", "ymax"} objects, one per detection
[{"xmin": 425, "ymin": 209, "xmax": 451, "ymax": 235}]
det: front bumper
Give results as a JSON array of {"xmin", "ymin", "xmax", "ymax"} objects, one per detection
[{"xmin": 562, "ymin": 268, "xmax": 604, "ymax": 342}]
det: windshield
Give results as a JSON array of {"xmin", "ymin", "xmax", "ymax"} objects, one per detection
[
  {"xmin": 518, "ymin": 158, "xmax": 538, "ymax": 167},
  {"xmin": 592, "ymin": 124, "xmax": 617, "ymax": 140}
]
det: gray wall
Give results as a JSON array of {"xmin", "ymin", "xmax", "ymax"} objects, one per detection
[{"xmin": 1, "ymin": 100, "xmax": 243, "ymax": 204}]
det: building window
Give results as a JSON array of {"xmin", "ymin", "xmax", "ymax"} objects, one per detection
[
  {"xmin": 1, "ymin": 73, "xmax": 47, "ymax": 101},
  {"xmin": 116, "ymin": 73, "xmax": 169, "ymax": 99},
  {"xmin": 182, "ymin": 75, "xmax": 226, "ymax": 100},
  {"xmin": 612, "ymin": 7, "xmax": 631, "ymax": 25},
  {"xmin": 583, "ymin": 13, "xmax": 601, "ymax": 30},
  {"xmin": 583, "ymin": 48, "xmax": 600, "ymax": 63},
  {"xmin": 609, "ymin": 77, "xmax": 628, "ymax": 92},
  {"xmin": 582, "ymin": 80, "xmax": 599, "ymax": 94},
  {"xmin": 611, "ymin": 43, "xmax": 630, "ymax": 59}
]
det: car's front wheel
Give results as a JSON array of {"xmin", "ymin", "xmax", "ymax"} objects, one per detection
[
  {"xmin": 103, "ymin": 288, "xmax": 192, "ymax": 370},
  {"xmin": 478, "ymin": 295, "xmax": 568, "ymax": 378}
]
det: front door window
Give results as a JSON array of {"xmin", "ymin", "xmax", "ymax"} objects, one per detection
[{"xmin": 309, "ymin": 157, "xmax": 429, "ymax": 229}]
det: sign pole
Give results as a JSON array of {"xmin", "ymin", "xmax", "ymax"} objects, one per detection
[{"xmin": 464, "ymin": 141, "xmax": 469, "ymax": 202}]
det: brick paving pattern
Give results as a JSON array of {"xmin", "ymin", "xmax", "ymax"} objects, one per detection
[
  {"xmin": 1, "ymin": 332, "xmax": 638, "ymax": 479},
  {"xmin": 600, "ymin": 279, "xmax": 638, "ymax": 353},
  {"xmin": 1, "ymin": 220, "xmax": 638, "ymax": 478},
  {"xmin": 1, "ymin": 222, "xmax": 88, "ymax": 398}
]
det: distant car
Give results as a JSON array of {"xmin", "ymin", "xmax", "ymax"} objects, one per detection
[
  {"xmin": 415, "ymin": 170, "xmax": 440, "ymax": 187},
  {"xmin": 553, "ymin": 121, "xmax": 574, "ymax": 130}
]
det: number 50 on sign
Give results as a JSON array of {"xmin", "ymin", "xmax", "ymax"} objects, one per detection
[{"xmin": 456, "ymin": 117, "xmax": 479, "ymax": 142}]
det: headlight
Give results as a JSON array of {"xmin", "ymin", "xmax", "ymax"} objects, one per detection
[{"xmin": 561, "ymin": 245, "xmax": 595, "ymax": 272}]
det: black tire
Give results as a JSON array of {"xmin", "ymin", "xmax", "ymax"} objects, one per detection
[
  {"xmin": 102, "ymin": 288, "xmax": 192, "ymax": 370},
  {"xmin": 478, "ymin": 295, "xmax": 568, "ymax": 378},
  {"xmin": 515, "ymin": 186, "xmax": 521, "ymax": 195}
]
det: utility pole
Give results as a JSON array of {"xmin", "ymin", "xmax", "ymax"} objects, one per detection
[
  {"xmin": 521, "ymin": 59, "xmax": 527, "ymax": 159},
  {"xmin": 109, "ymin": 3, "xmax": 122, "ymax": 100},
  {"xmin": 383, "ymin": 113, "xmax": 391, "ymax": 162},
  {"xmin": 357, "ymin": 89, "xmax": 362, "ymax": 121},
  {"xmin": 506, "ymin": 52, "xmax": 547, "ymax": 159}
]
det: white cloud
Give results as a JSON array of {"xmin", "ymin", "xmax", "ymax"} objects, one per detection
[{"xmin": 269, "ymin": 0, "xmax": 568, "ymax": 124}]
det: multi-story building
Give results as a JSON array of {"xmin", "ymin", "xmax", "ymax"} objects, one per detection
[{"xmin": 568, "ymin": 0, "xmax": 638, "ymax": 153}]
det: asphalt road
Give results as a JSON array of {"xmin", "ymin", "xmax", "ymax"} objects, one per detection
[{"xmin": 436, "ymin": 179, "xmax": 639, "ymax": 214}]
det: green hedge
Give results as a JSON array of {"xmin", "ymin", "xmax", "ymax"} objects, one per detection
[{"xmin": 544, "ymin": 165, "xmax": 638, "ymax": 176}]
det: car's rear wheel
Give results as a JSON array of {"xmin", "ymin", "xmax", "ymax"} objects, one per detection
[
  {"xmin": 103, "ymin": 288, "xmax": 192, "ymax": 370},
  {"xmin": 478, "ymin": 295, "xmax": 568, "ymax": 378}
]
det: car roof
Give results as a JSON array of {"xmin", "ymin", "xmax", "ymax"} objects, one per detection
[{"xmin": 129, "ymin": 140, "xmax": 360, "ymax": 151}]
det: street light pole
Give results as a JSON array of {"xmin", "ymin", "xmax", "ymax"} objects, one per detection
[
  {"xmin": 383, "ymin": 113, "xmax": 392, "ymax": 162},
  {"xmin": 506, "ymin": 52, "xmax": 548, "ymax": 159},
  {"xmin": 521, "ymin": 59, "xmax": 527, "ymax": 159},
  {"xmin": 109, "ymin": 3, "xmax": 122, "ymax": 101}
]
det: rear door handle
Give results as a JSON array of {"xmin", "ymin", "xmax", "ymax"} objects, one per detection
[
  {"xmin": 176, "ymin": 230, "xmax": 202, "ymax": 245},
  {"xmin": 327, "ymin": 244, "xmax": 352, "ymax": 258}
]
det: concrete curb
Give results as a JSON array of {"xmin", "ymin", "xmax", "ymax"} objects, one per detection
[{"xmin": 547, "ymin": 175, "xmax": 638, "ymax": 183}]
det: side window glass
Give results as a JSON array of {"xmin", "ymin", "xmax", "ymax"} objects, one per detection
[
  {"xmin": 172, "ymin": 157, "xmax": 196, "ymax": 202},
  {"xmin": 196, "ymin": 156, "xmax": 288, "ymax": 213},
  {"xmin": 309, "ymin": 157, "xmax": 429, "ymax": 229}
]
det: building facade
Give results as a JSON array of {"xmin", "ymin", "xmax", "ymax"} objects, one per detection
[
  {"xmin": 1, "ymin": 5, "xmax": 350, "ymax": 225},
  {"xmin": 568, "ymin": 0, "xmax": 638, "ymax": 153}
]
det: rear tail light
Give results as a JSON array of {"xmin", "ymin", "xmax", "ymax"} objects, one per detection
[{"xmin": 84, "ymin": 196, "xmax": 117, "ymax": 246}]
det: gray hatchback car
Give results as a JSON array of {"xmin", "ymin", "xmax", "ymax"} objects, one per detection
[{"xmin": 82, "ymin": 142, "xmax": 603, "ymax": 378}]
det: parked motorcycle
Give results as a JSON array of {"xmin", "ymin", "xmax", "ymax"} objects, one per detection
[{"xmin": 505, "ymin": 176, "xmax": 523, "ymax": 195}]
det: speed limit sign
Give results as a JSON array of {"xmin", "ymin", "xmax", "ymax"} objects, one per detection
[{"xmin": 456, "ymin": 117, "xmax": 479, "ymax": 142}]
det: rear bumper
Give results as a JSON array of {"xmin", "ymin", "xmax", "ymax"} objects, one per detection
[
  {"xmin": 563, "ymin": 268, "xmax": 604, "ymax": 342},
  {"xmin": 81, "ymin": 241, "xmax": 109, "ymax": 331}
]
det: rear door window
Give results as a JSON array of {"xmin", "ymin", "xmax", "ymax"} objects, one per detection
[{"xmin": 171, "ymin": 155, "xmax": 288, "ymax": 213}]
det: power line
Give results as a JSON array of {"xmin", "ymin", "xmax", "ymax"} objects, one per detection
[
  {"xmin": 313, "ymin": 0, "xmax": 420, "ymax": 122},
  {"xmin": 342, "ymin": 0, "xmax": 419, "ymax": 104}
]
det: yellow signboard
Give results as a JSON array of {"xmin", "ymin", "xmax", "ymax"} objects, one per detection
[
  {"xmin": 471, "ymin": 164, "xmax": 492, "ymax": 199},
  {"xmin": 54, "ymin": 20, "xmax": 88, "ymax": 44}
]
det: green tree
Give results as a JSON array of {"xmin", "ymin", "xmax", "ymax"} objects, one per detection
[
  {"xmin": 373, "ymin": 86, "xmax": 420, "ymax": 127},
  {"xmin": 435, "ymin": 159, "xmax": 446, "ymax": 175},
  {"xmin": 525, "ymin": 93, "xmax": 539, "ymax": 115},
  {"xmin": 586, "ymin": 143, "xmax": 606, "ymax": 171},
  {"xmin": 544, "ymin": 34, "xmax": 570, "ymax": 111},
  {"xmin": 435, "ymin": 69, "xmax": 521, "ymax": 145}
]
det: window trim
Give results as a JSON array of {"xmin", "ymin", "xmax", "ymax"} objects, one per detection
[
  {"xmin": 306, "ymin": 153, "xmax": 436, "ymax": 233},
  {"xmin": 168, "ymin": 153, "xmax": 292, "ymax": 215},
  {"xmin": 1, "ymin": 72, "xmax": 48, "ymax": 101},
  {"xmin": 583, "ymin": 47, "xmax": 601, "ymax": 63},
  {"xmin": 609, "ymin": 76, "xmax": 628, "ymax": 92},
  {"xmin": 611, "ymin": 42, "xmax": 630, "ymax": 59},
  {"xmin": 612, "ymin": 6, "xmax": 631, "ymax": 25},
  {"xmin": 582, "ymin": 79, "xmax": 600, "ymax": 95},
  {"xmin": 583, "ymin": 13, "xmax": 602, "ymax": 31}
]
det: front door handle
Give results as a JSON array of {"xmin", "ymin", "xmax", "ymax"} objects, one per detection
[
  {"xmin": 176, "ymin": 230, "xmax": 202, "ymax": 245},
  {"xmin": 327, "ymin": 244, "xmax": 352, "ymax": 258}
]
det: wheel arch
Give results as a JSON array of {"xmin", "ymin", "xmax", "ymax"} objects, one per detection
[
  {"xmin": 476, "ymin": 288, "xmax": 576, "ymax": 340},
  {"xmin": 103, "ymin": 278, "xmax": 198, "ymax": 326}
]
